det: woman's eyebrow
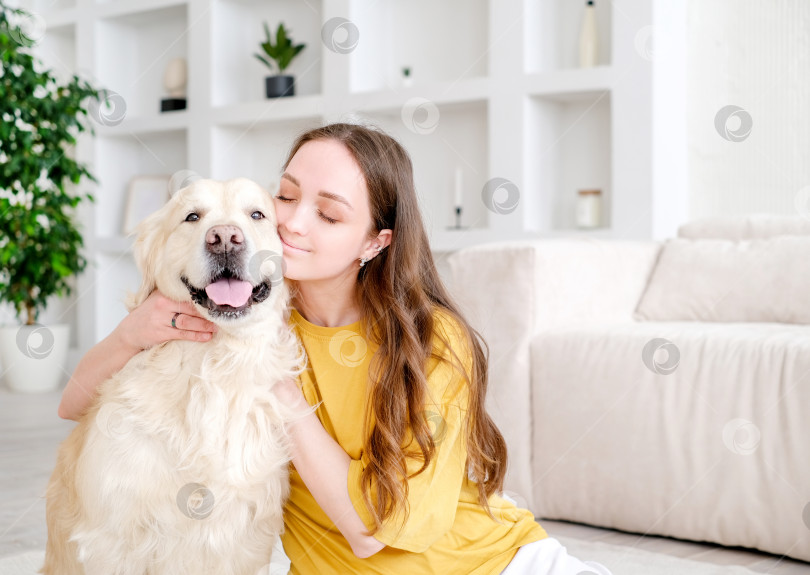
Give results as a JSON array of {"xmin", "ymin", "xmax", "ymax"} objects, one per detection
[
  {"xmin": 281, "ymin": 172, "xmax": 299, "ymax": 186},
  {"xmin": 318, "ymin": 190, "xmax": 353, "ymax": 210},
  {"xmin": 281, "ymin": 172, "xmax": 352, "ymax": 210}
]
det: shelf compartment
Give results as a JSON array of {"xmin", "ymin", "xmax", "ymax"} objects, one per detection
[
  {"xmin": 210, "ymin": 118, "xmax": 324, "ymax": 192},
  {"xmin": 525, "ymin": 91, "xmax": 612, "ymax": 232},
  {"xmin": 524, "ymin": 0, "xmax": 612, "ymax": 73},
  {"xmin": 524, "ymin": 67, "xmax": 613, "ymax": 99},
  {"xmin": 347, "ymin": 101, "xmax": 490, "ymax": 243},
  {"xmin": 211, "ymin": 0, "xmax": 323, "ymax": 107},
  {"xmin": 95, "ymin": 3, "xmax": 188, "ymax": 119},
  {"xmin": 96, "ymin": 109, "xmax": 190, "ymax": 136},
  {"xmin": 349, "ymin": 0, "xmax": 489, "ymax": 94},
  {"xmin": 211, "ymin": 94, "xmax": 324, "ymax": 127},
  {"xmin": 347, "ymin": 77, "xmax": 491, "ymax": 116},
  {"xmin": 93, "ymin": 129, "xmax": 187, "ymax": 238}
]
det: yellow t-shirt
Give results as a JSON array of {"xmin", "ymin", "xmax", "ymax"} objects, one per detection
[{"xmin": 282, "ymin": 309, "xmax": 547, "ymax": 575}]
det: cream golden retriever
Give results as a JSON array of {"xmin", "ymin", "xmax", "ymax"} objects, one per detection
[{"xmin": 42, "ymin": 178, "xmax": 304, "ymax": 575}]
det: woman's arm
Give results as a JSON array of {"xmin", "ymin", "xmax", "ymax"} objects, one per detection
[
  {"xmin": 58, "ymin": 292, "xmax": 218, "ymax": 421},
  {"xmin": 273, "ymin": 379, "xmax": 386, "ymax": 559},
  {"xmin": 58, "ymin": 328, "xmax": 141, "ymax": 421}
]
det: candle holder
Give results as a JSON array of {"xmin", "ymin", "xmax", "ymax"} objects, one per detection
[
  {"xmin": 447, "ymin": 206, "xmax": 467, "ymax": 230},
  {"xmin": 447, "ymin": 167, "xmax": 467, "ymax": 229}
]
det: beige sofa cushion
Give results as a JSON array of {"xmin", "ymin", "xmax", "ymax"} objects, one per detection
[
  {"xmin": 634, "ymin": 236, "xmax": 810, "ymax": 324},
  {"xmin": 529, "ymin": 321, "xmax": 810, "ymax": 563}
]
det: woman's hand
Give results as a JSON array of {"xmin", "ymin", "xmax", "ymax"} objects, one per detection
[
  {"xmin": 115, "ymin": 290, "xmax": 218, "ymax": 353},
  {"xmin": 272, "ymin": 378, "xmax": 310, "ymax": 411}
]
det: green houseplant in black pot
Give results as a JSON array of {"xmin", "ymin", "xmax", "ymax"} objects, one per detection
[
  {"xmin": 0, "ymin": 1, "xmax": 101, "ymax": 392},
  {"xmin": 254, "ymin": 22, "xmax": 306, "ymax": 99}
]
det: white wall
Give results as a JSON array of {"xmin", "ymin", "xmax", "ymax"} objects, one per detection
[{"xmin": 687, "ymin": 0, "xmax": 810, "ymax": 219}]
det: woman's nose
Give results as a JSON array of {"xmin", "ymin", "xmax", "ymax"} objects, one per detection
[{"xmin": 278, "ymin": 202, "xmax": 308, "ymax": 236}]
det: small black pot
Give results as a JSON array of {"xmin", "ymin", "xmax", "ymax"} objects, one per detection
[{"xmin": 265, "ymin": 75, "xmax": 295, "ymax": 98}]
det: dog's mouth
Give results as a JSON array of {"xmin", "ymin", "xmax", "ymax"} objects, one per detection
[{"xmin": 181, "ymin": 269, "xmax": 271, "ymax": 319}]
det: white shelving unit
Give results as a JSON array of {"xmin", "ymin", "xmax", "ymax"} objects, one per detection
[{"xmin": 22, "ymin": 0, "xmax": 688, "ymax": 355}]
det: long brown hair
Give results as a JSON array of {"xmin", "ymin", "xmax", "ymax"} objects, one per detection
[{"xmin": 282, "ymin": 123, "xmax": 507, "ymax": 533}]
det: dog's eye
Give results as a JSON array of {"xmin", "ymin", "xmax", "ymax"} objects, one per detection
[
  {"xmin": 251, "ymin": 211, "xmax": 265, "ymax": 220},
  {"xmin": 185, "ymin": 213, "xmax": 200, "ymax": 222}
]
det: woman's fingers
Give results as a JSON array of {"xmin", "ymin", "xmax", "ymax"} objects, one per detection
[
  {"xmin": 118, "ymin": 290, "xmax": 218, "ymax": 350},
  {"xmin": 170, "ymin": 312, "xmax": 218, "ymax": 336},
  {"xmin": 176, "ymin": 300, "xmax": 208, "ymax": 319},
  {"xmin": 150, "ymin": 291, "xmax": 217, "ymax": 334}
]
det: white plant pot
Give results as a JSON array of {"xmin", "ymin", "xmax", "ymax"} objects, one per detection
[{"xmin": 0, "ymin": 323, "xmax": 70, "ymax": 393}]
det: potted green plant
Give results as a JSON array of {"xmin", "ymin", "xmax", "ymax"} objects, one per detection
[
  {"xmin": 254, "ymin": 22, "xmax": 306, "ymax": 99},
  {"xmin": 0, "ymin": 2, "xmax": 101, "ymax": 392}
]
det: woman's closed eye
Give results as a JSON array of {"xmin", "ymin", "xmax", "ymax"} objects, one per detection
[
  {"xmin": 318, "ymin": 210, "xmax": 338, "ymax": 224},
  {"xmin": 275, "ymin": 193, "xmax": 338, "ymax": 224}
]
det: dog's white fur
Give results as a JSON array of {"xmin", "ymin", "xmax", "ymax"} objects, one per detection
[{"xmin": 43, "ymin": 178, "xmax": 305, "ymax": 575}]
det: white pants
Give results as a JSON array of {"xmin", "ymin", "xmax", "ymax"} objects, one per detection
[{"xmin": 500, "ymin": 537, "xmax": 613, "ymax": 575}]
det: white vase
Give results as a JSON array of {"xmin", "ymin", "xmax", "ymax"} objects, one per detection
[
  {"xmin": 164, "ymin": 57, "xmax": 187, "ymax": 99},
  {"xmin": 0, "ymin": 323, "xmax": 70, "ymax": 393},
  {"xmin": 579, "ymin": 0, "xmax": 599, "ymax": 68}
]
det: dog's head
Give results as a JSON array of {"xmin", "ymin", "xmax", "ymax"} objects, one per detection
[{"xmin": 129, "ymin": 178, "xmax": 286, "ymax": 328}]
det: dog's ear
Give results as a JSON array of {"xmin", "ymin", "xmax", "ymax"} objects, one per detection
[{"xmin": 125, "ymin": 202, "xmax": 171, "ymax": 311}]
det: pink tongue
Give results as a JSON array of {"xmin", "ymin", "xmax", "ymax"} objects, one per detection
[{"xmin": 204, "ymin": 278, "xmax": 253, "ymax": 307}]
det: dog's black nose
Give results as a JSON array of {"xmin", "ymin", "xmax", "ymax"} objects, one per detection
[{"xmin": 206, "ymin": 225, "xmax": 245, "ymax": 254}]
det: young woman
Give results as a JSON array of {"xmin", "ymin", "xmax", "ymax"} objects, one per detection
[{"xmin": 59, "ymin": 123, "xmax": 612, "ymax": 575}]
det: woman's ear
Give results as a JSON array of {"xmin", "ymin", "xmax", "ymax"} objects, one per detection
[
  {"xmin": 125, "ymin": 203, "xmax": 171, "ymax": 311},
  {"xmin": 372, "ymin": 229, "xmax": 392, "ymax": 251}
]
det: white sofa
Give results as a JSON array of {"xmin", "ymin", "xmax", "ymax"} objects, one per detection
[{"xmin": 447, "ymin": 215, "xmax": 810, "ymax": 563}]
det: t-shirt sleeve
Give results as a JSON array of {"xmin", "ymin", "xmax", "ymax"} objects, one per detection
[{"xmin": 346, "ymin": 314, "xmax": 472, "ymax": 553}]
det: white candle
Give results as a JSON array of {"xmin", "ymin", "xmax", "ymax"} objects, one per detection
[{"xmin": 454, "ymin": 167, "xmax": 463, "ymax": 207}]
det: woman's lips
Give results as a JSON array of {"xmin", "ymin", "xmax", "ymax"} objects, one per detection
[{"xmin": 280, "ymin": 236, "xmax": 309, "ymax": 253}]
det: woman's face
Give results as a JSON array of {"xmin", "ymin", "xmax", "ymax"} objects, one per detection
[{"xmin": 274, "ymin": 139, "xmax": 384, "ymax": 282}]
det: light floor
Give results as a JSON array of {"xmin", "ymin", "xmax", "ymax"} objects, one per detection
[{"xmin": 1, "ymin": 387, "xmax": 809, "ymax": 573}]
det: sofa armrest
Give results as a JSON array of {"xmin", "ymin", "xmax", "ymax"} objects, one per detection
[{"xmin": 446, "ymin": 238, "xmax": 661, "ymax": 511}]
